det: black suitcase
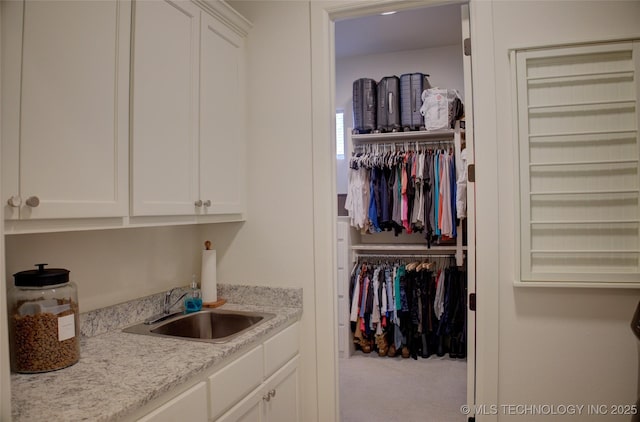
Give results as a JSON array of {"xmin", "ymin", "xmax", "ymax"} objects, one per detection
[
  {"xmin": 400, "ymin": 73, "xmax": 431, "ymax": 131},
  {"xmin": 352, "ymin": 78, "xmax": 377, "ymax": 134},
  {"xmin": 376, "ymin": 76, "xmax": 401, "ymax": 133}
]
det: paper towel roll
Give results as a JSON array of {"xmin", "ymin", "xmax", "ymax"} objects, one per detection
[{"xmin": 201, "ymin": 249, "xmax": 217, "ymax": 303}]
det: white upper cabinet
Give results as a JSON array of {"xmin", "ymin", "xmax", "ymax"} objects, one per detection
[
  {"xmin": 131, "ymin": 0, "xmax": 200, "ymax": 216},
  {"xmin": 132, "ymin": 1, "xmax": 248, "ymax": 217},
  {"xmin": 199, "ymin": 11, "xmax": 246, "ymax": 215},
  {"xmin": 2, "ymin": 0, "xmax": 130, "ymax": 220}
]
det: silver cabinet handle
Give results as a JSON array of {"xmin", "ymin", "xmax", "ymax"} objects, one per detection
[
  {"xmin": 25, "ymin": 196, "xmax": 40, "ymax": 207},
  {"xmin": 263, "ymin": 389, "xmax": 276, "ymax": 402},
  {"xmin": 194, "ymin": 200, "xmax": 203, "ymax": 207},
  {"xmin": 7, "ymin": 196, "xmax": 21, "ymax": 207},
  {"xmin": 203, "ymin": 199, "xmax": 211, "ymax": 207}
]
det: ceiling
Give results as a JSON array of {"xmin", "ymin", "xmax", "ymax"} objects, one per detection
[{"xmin": 334, "ymin": 3, "xmax": 462, "ymax": 59}]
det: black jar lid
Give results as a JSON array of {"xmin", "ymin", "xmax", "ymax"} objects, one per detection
[{"xmin": 14, "ymin": 264, "xmax": 70, "ymax": 287}]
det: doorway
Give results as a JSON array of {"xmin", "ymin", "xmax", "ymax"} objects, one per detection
[{"xmin": 332, "ymin": 2, "xmax": 475, "ymax": 421}]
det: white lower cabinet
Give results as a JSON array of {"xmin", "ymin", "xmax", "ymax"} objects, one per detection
[
  {"xmin": 137, "ymin": 381, "xmax": 208, "ymax": 422},
  {"xmin": 211, "ymin": 323, "xmax": 300, "ymax": 422},
  {"xmin": 134, "ymin": 322, "xmax": 300, "ymax": 422},
  {"xmin": 216, "ymin": 357, "xmax": 299, "ymax": 422}
]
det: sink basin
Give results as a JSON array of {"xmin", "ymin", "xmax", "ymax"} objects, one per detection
[{"xmin": 123, "ymin": 309, "xmax": 275, "ymax": 343}]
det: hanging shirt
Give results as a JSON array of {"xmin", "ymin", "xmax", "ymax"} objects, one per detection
[
  {"xmin": 345, "ymin": 162, "xmax": 370, "ymax": 230},
  {"xmin": 434, "ymin": 269, "xmax": 446, "ymax": 320},
  {"xmin": 449, "ymin": 153, "xmax": 457, "ymax": 238},
  {"xmin": 439, "ymin": 151, "xmax": 453, "ymax": 237},
  {"xmin": 456, "ymin": 148, "xmax": 468, "ymax": 219},
  {"xmin": 434, "ymin": 151, "xmax": 441, "ymax": 236},
  {"xmin": 359, "ymin": 274, "xmax": 370, "ymax": 318},
  {"xmin": 368, "ymin": 169, "xmax": 381, "ymax": 232},
  {"xmin": 349, "ymin": 266, "xmax": 362, "ymax": 322}
]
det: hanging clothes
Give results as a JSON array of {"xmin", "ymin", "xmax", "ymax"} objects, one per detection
[
  {"xmin": 349, "ymin": 257, "xmax": 467, "ymax": 360},
  {"xmin": 345, "ymin": 143, "xmax": 460, "ymax": 246}
]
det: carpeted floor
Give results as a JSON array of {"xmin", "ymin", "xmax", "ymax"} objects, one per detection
[{"xmin": 339, "ymin": 353, "xmax": 467, "ymax": 422}]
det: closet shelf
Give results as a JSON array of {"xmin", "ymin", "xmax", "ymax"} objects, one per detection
[
  {"xmin": 352, "ymin": 244, "xmax": 466, "ymax": 252},
  {"xmin": 351, "ymin": 128, "xmax": 457, "ymax": 143}
]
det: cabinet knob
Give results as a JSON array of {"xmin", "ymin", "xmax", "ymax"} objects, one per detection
[
  {"xmin": 203, "ymin": 199, "xmax": 211, "ymax": 207},
  {"xmin": 7, "ymin": 195, "xmax": 21, "ymax": 207},
  {"xmin": 269, "ymin": 389, "xmax": 276, "ymax": 398},
  {"xmin": 25, "ymin": 196, "xmax": 40, "ymax": 207},
  {"xmin": 194, "ymin": 200, "xmax": 203, "ymax": 207},
  {"xmin": 263, "ymin": 393, "xmax": 271, "ymax": 402}
]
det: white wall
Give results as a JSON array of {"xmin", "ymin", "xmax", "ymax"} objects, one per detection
[
  {"xmin": 202, "ymin": 2, "xmax": 319, "ymax": 421},
  {"xmin": 335, "ymin": 45, "xmax": 463, "ymax": 193},
  {"xmin": 5, "ymin": 225, "xmax": 203, "ymax": 312},
  {"xmin": 474, "ymin": 1, "xmax": 640, "ymax": 420}
]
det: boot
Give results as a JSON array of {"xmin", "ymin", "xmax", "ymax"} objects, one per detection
[
  {"xmin": 387, "ymin": 344, "xmax": 396, "ymax": 357},
  {"xmin": 375, "ymin": 333, "xmax": 389, "ymax": 357},
  {"xmin": 401, "ymin": 346, "xmax": 410, "ymax": 358},
  {"xmin": 360, "ymin": 337, "xmax": 372, "ymax": 353},
  {"xmin": 449, "ymin": 337, "xmax": 459, "ymax": 359}
]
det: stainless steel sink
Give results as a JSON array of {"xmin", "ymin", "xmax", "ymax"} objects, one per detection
[{"xmin": 123, "ymin": 309, "xmax": 275, "ymax": 343}]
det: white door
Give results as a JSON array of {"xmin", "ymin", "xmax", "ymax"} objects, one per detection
[
  {"xmin": 460, "ymin": 4, "xmax": 477, "ymax": 416},
  {"xmin": 13, "ymin": 0, "xmax": 129, "ymax": 219},
  {"xmin": 131, "ymin": 0, "xmax": 200, "ymax": 216},
  {"xmin": 331, "ymin": 0, "xmax": 477, "ymax": 418},
  {"xmin": 199, "ymin": 11, "xmax": 246, "ymax": 215}
]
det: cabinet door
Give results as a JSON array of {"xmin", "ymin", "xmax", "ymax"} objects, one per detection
[
  {"xmin": 215, "ymin": 390, "xmax": 262, "ymax": 422},
  {"xmin": 199, "ymin": 11, "xmax": 246, "ymax": 215},
  {"xmin": 209, "ymin": 345, "xmax": 263, "ymax": 420},
  {"xmin": 262, "ymin": 357, "xmax": 299, "ymax": 422},
  {"xmin": 14, "ymin": 0, "xmax": 130, "ymax": 219},
  {"xmin": 131, "ymin": 0, "xmax": 200, "ymax": 216},
  {"xmin": 137, "ymin": 382, "xmax": 208, "ymax": 422},
  {"xmin": 1, "ymin": 0, "xmax": 23, "ymax": 220}
]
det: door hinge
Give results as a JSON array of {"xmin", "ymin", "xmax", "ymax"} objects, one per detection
[
  {"xmin": 464, "ymin": 38, "xmax": 471, "ymax": 56},
  {"xmin": 468, "ymin": 164, "xmax": 475, "ymax": 182},
  {"xmin": 469, "ymin": 293, "xmax": 476, "ymax": 311}
]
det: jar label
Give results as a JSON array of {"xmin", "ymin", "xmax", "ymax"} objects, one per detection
[{"xmin": 58, "ymin": 313, "xmax": 75, "ymax": 341}]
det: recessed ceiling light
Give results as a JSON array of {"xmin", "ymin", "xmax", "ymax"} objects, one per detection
[{"xmin": 380, "ymin": 11, "xmax": 397, "ymax": 16}]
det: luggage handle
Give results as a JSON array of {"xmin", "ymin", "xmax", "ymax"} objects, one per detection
[
  {"xmin": 412, "ymin": 87, "xmax": 416, "ymax": 113},
  {"xmin": 388, "ymin": 92, "xmax": 393, "ymax": 114}
]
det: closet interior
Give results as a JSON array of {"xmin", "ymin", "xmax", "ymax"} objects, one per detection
[
  {"xmin": 335, "ymin": 0, "xmax": 471, "ymax": 365},
  {"xmin": 335, "ymin": 4, "xmax": 472, "ymax": 421},
  {"xmin": 343, "ymin": 120, "xmax": 468, "ymax": 359}
]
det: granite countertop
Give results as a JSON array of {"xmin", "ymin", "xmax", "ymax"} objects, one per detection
[{"xmin": 10, "ymin": 284, "xmax": 303, "ymax": 422}]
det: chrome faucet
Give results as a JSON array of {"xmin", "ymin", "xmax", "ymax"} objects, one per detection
[
  {"xmin": 163, "ymin": 287, "xmax": 187, "ymax": 314},
  {"xmin": 144, "ymin": 287, "xmax": 188, "ymax": 325}
]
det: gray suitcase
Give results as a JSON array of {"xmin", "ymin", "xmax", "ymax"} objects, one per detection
[
  {"xmin": 352, "ymin": 78, "xmax": 377, "ymax": 134},
  {"xmin": 376, "ymin": 76, "xmax": 401, "ymax": 133},
  {"xmin": 400, "ymin": 73, "xmax": 431, "ymax": 131}
]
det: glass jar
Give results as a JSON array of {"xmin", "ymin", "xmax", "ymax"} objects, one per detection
[{"xmin": 8, "ymin": 263, "xmax": 80, "ymax": 373}]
